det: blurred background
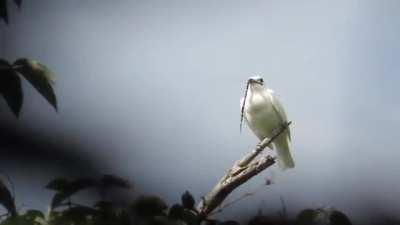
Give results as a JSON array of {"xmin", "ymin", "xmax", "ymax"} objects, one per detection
[{"xmin": 1, "ymin": 0, "xmax": 400, "ymax": 224}]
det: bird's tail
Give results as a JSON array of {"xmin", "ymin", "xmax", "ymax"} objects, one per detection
[{"xmin": 274, "ymin": 133, "xmax": 294, "ymax": 170}]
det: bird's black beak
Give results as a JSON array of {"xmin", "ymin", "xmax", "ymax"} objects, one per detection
[{"xmin": 248, "ymin": 79, "xmax": 263, "ymax": 85}]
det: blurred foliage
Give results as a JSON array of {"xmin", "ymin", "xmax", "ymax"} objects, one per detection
[
  {"xmin": 0, "ymin": 0, "xmax": 21, "ymax": 25},
  {"xmin": 0, "ymin": 174, "xmax": 357, "ymax": 225},
  {"xmin": 181, "ymin": 191, "xmax": 195, "ymax": 210},
  {"xmin": 1, "ymin": 1, "xmax": 58, "ymax": 117},
  {"xmin": 296, "ymin": 208, "xmax": 352, "ymax": 225},
  {"xmin": 0, "ymin": 58, "xmax": 57, "ymax": 117},
  {"xmin": 0, "ymin": 179, "xmax": 16, "ymax": 217}
]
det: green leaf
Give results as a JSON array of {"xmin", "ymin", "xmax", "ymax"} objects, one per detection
[
  {"xmin": 181, "ymin": 191, "xmax": 195, "ymax": 209},
  {"xmin": 61, "ymin": 206, "xmax": 98, "ymax": 220},
  {"xmin": 0, "ymin": 216, "xmax": 33, "ymax": 225},
  {"xmin": 13, "ymin": 58, "xmax": 57, "ymax": 111},
  {"xmin": 47, "ymin": 206, "xmax": 97, "ymax": 225},
  {"xmin": 45, "ymin": 210, "xmax": 62, "ymax": 224},
  {"xmin": 0, "ymin": 179, "xmax": 16, "ymax": 217},
  {"xmin": 0, "ymin": 60, "xmax": 23, "ymax": 117},
  {"xmin": 22, "ymin": 209, "xmax": 45, "ymax": 222},
  {"xmin": 0, "ymin": 0, "xmax": 8, "ymax": 25}
]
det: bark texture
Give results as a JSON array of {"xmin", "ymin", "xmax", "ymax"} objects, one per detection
[{"xmin": 197, "ymin": 121, "xmax": 292, "ymax": 218}]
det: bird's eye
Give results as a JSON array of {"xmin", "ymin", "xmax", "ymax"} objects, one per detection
[{"xmin": 259, "ymin": 78, "xmax": 264, "ymax": 83}]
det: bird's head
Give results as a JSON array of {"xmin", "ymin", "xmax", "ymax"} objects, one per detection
[{"xmin": 248, "ymin": 76, "xmax": 264, "ymax": 85}]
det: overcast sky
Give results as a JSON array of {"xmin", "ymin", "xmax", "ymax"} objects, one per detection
[{"xmin": 1, "ymin": 0, "xmax": 400, "ymax": 223}]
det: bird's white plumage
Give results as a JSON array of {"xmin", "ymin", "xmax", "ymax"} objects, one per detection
[{"xmin": 241, "ymin": 78, "xmax": 294, "ymax": 169}]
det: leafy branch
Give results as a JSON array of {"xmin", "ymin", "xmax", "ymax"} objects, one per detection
[
  {"xmin": 0, "ymin": 0, "xmax": 22, "ymax": 25},
  {"xmin": 0, "ymin": 58, "xmax": 57, "ymax": 117}
]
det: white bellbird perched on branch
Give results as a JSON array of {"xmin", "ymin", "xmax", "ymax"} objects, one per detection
[{"xmin": 240, "ymin": 76, "xmax": 294, "ymax": 169}]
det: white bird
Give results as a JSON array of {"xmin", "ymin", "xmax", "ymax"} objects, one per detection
[{"xmin": 240, "ymin": 76, "xmax": 294, "ymax": 169}]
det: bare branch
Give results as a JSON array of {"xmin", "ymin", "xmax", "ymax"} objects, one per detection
[
  {"xmin": 209, "ymin": 179, "xmax": 272, "ymax": 216},
  {"xmin": 197, "ymin": 121, "xmax": 291, "ymax": 218}
]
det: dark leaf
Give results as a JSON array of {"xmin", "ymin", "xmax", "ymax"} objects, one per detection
[
  {"xmin": 22, "ymin": 209, "xmax": 45, "ymax": 221},
  {"xmin": 100, "ymin": 174, "xmax": 131, "ymax": 189},
  {"xmin": 13, "ymin": 58, "xmax": 57, "ymax": 111},
  {"xmin": 330, "ymin": 210, "xmax": 352, "ymax": 225},
  {"xmin": 204, "ymin": 219, "xmax": 220, "ymax": 225},
  {"xmin": 296, "ymin": 209, "xmax": 318, "ymax": 225},
  {"xmin": 0, "ymin": 179, "xmax": 16, "ymax": 217},
  {"xmin": 94, "ymin": 200, "xmax": 117, "ymax": 220},
  {"xmin": 50, "ymin": 177, "xmax": 97, "ymax": 209},
  {"xmin": 0, "ymin": 0, "xmax": 8, "ymax": 25},
  {"xmin": 0, "ymin": 60, "xmax": 22, "ymax": 117},
  {"xmin": 98, "ymin": 175, "xmax": 131, "ymax": 200},
  {"xmin": 69, "ymin": 177, "xmax": 98, "ymax": 191},
  {"xmin": 117, "ymin": 210, "xmax": 131, "ymax": 225},
  {"xmin": 0, "ymin": 59, "xmax": 9, "ymax": 67},
  {"xmin": 0, "ymin": 216, "xmax": 33, "ymax": 225},
  {"xmin": 180, "ymin": 209, "xmax": 200, "ymax": 225},
  {"xmin": 45, "ymin": 178, "xmax": 70, "ymax": 191},
  {"xmin": 219, "ymin": 220, "xmax": 240, "ymax": 225},
  {"xmin": 151, "ymin": 215, "xmax": 179, "ymax": 225},
  {"xmin": 63, "ymin": 205, "xmax": 98, "ymax": 218},
  {"xmin": 56, "ymin": 206, "xmax": 98, "ymax": 225},
  {"xmin": 13, "ymin": 0, "xmax": 22, "ymax": 9},
  {"xmin": 168, "ymin": 204, "xmax": 185, "ymax": 219},
  {"xmin": 50, "ymin": 191, "xmax": 70, "ymax": 209},
  {"xmin": 94, "ymin": 200, "xmax": 114, "ymax": 211},
  {"xmin": 181, "ymin": 191, "xmax": 195, "ymax": 209},
  {"xmin": 46, "ymin": 210, "xmax": 62, "ymax": 223},
  {"xmin": 131, "ymin": 195, "xmax": 168, "ymax": 217}
]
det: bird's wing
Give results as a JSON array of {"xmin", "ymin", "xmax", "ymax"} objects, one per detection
[{"xmin": 267, "ymin": 90, "xmax": 291, "ymax": 141}]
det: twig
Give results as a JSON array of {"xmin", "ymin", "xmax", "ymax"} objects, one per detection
[
  {"xmin": 197, "ymin": 121, "xmax": 291, "ymax": 218},
  {"xmin": 209, "ymin": 181, "xmax": 270, "ymax": 216},
  {"xmin": 278, "ymin": 195, "xmax": 287, "ymax": 220}
]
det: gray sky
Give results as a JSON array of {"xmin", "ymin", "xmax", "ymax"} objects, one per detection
[{"xmin": 1, "ymin": 0, "xmax": 400, "ymax": 223}]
